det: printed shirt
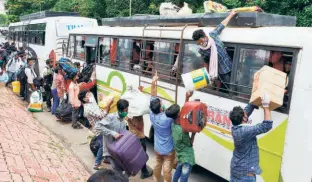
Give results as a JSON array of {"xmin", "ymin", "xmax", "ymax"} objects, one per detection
[
  {"xmin": 149, "ymin": 97, "xmax": 174, "ymax": 155},
  {"xmin": 83, "ymin": 93, "xmax": 107, "ymax": 127},
  {"xmin": 198, "ymin": 24, "xmax": 232, "ymax": 75},
  {"xmin": 230, "ymin": 104, "xmax": 273, "ymax": 179},
  {"xmin": 171, "ymin": 123, "xmax": 195, "ymax": 166}
]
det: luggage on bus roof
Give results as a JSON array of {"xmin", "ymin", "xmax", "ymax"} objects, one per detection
[
  {"xmin": 102, "ymin": 12, "xmax": 296, "ymax": 28},
  {"xmin": 20, "ymin": 11, "xmax": 80, "ymax": 21}
]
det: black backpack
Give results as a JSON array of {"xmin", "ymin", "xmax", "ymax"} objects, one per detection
[
  {"xmin": 90, "ymin": 134, "xmax": 102, "ymax": 157},
  {"xmin": 78, "ymin": 64, "xmax": 94, "ymax": 83},
  {"xmin": 17, "ymin": 66, "xmax": 27, "ymax": 83}
]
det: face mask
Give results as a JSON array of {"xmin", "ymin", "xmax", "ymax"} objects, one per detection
[
  {"xmin": 118, "ymin": 111, "xmax": 128, "ymax": 118},
  {"xmin": 161, "ymin": 104, "xmax": 166, "ymax": 112}
]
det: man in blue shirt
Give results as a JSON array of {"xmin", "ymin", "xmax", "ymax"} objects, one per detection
[
  {"xmin": 150, "ymin": 71, "xmax": 175, "ymax": 182},
  {"xmin": 192, "ymin": 11, "xmax": 237, "ymax": 92},
  {"xmin": 229, "ymin": 93, "xmax": 273, "ymax": 182}
]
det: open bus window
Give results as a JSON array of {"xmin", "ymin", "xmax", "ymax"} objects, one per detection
[
  {"xmin": 235, "ymin": 48, "xmax": 269, "ymax": 100},
  {"xmin": 142, "ymin": 41, "xmax": 154, "ymax": 75},
  {"xmin": 74, "ymin": 35, "xmax": 86, "ymax": 60},
  {"xmin": 153, "ymin": 41, "xmax": 175, "ymax": 80},
  {"xmin": 117, "ymin": 38, "xmax": 133, "ymax": 70},
  {"xmin": 99, "ymin": 37, "xmax": 112, "ymax": 65},
  {"xmin": 182, "ymin": 43, "xmax": 204, "ymax": 74},
  {"xmin": 235, "ymin": 48, "xmax": 293, "ymax": 112}
]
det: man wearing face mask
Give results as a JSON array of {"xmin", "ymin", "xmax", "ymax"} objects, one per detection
[
  {"xmin": 149, "ymin": 71, "xmax": 175, "ymax": 182},
  {"xmin": 24, "ymin": 58, "xmax": 37, "ymax": 102},
  {"xmin": 78, "ymin": 91, "xmax": 113, "ymax": 170},
  {"xmin": 192, "ymin": 11, "xmax": 237, "ymax": 91},
  {"xmin": 229, "ymin": 93, "xmax": 272, "ymax": 182},
  {"xmin": 95, "ymin": 99, "xmax": 129, "ymax": 175}
]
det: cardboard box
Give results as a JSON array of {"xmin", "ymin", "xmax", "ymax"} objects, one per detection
[{"xmin": 250, "ymin": 66, "xmax": 287, "ymax": 110}]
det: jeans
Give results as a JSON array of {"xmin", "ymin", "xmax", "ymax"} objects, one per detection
[
  {"xmin": 230, "ymin": 175, "xmax": 256, "ymax": 182},
  {"xmin": 51, "ymin": 88, "xmax": 60, "ymax": 115},
  {"xmin": 173, "ymin": 163, "xmax": 193, "ymax": 182},
  {"xmin": 6, "ymin": 71, "xmax": 15, "ymax": 86},
  {"xmin": 154, "ymin": 151, "xmax": 175, "ymax": 182},
  {"xmin": 95, "ymin": 135, "xmax": 103, "ymax": 165},
  {"xmin": 45, "ymin": 88, "xmax": 52, "ymax": 109}
]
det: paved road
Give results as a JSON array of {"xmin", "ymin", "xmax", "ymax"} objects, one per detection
[{"xmin": 0, "ymin": 85, "xmax": 90, "ymax": 182}]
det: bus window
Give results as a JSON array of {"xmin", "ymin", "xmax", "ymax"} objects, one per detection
[
  {"xmin": 117, "ymin": 38, "xmax": 133, "ymax": 70},
  {"xmin": 181, "ymin": 43, "xmax": 203, "ymax": 74},
  {"xmin": 235, "ymin": 48, "xmax": 269, "ymax": 100},
  {"xmin": 99, "ymin": 37, "xmax": 111, "ymax": 64},
  {"xmin": 74, "ymin": 35, "xmax": 86, "ymax": 60},
  {"xmin": 153, "ymin": 41, "xmax": 175, "ymax": 80},
  {"xmin": 142, "ymin": 41, "xmax": 154, "ymax": 75},
  {"xmin": 67, "ymin": 35, "xmax": 75, "ymax": 57}
]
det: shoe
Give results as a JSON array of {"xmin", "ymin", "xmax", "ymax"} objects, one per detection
[
  {"xmin": 46, "ymin": 108, "xmax": 51, "ymax": 112},
  {"xmin": 103, "ymin": 157, "xmax": 110, "ymax": 164},
  {"xmin": 72, "ymin": 124, "xmax": 83, "ymax": 129},
  {"xmin": 94, "ymin": 164, "xmax": 102, "ymax": 170},
  {"xmin": 140, "ymin": 170, "xmax": 153, "ymax": 179}
]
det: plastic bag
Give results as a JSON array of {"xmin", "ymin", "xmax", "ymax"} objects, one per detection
[
  {"xmin": 98, "ymin": 92, "xmax": 120, "ymax": 113},
  {"xmin": 0, "ymin": 72, "xmax": 8, "ymax": 83},
  {"xmin": 159, "ymin": 2, "xmax": 180, "ymax": 16},
  {"xmin": 177, "ymin": 2, "xmax": 193, "ymax": 15},
  {"xmin": 27, "ymin": 91, "xmax": 43, "ymax": 112},
  {"xmin": 121, "ymin": 86, "xmax": 150, "ymax": 117},
  {"xmin": 203, "ymin": 1, "xmax": 228, "ymax": 13}
]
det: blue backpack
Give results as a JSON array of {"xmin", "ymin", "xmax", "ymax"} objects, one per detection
[{"xmin": 58, "ymin": 58, "xmax": 77, "ymax": 80}]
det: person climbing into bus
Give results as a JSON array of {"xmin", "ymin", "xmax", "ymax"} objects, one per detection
[
  {"xmin": 94, "ymin": 99, "xmax": 129, "ymax": 175},
  {"xmin": 127, "ymin": 116, "xmax": 153, "ymax": 179},
  {"xmin": 229, "ymin": 93, "xmax": 272, "ymax": 182},
  {"xmin": 78, "ymin": 90, "xmax": 113, "ymax": 170},
  {"xmin": 150, "ymin": 71, "xmax": 175, "ymax": 182},
  {"xmin": 166, "ymin": 91, "xmax": 196, "ymax": 182},
  {"xmin": 192, "ymin": 10, "xmax": 237, "ymax": 92},
  {"xmin": 42, "ymin": 59, "xmax": 54, "ymax": 112}
]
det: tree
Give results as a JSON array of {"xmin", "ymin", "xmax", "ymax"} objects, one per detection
[{"xmin": 0, "ymin": 14, "xmax": 8, "ymax": 26}]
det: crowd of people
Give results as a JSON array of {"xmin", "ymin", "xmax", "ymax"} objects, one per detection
[{"xmin": 0, "ymin": 10, "xmax": 275, "ymax": 182}]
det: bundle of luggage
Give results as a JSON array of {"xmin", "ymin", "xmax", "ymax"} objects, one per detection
[
  {"xmin": 58, "ymin": 58, "xmax": 78, "ymax": 80},
  {"xmin": 55, "ymin": 95, "xmax": 73, "ymax": 122}
]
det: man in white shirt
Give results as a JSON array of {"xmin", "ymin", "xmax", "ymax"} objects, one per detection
[
  {"xmin": 24, "ymin": 58, "xmax": 37, "ymax": 102},
  {"xmin": 5, "ymin": 52, "xmax": 18, "ymax": 87}
]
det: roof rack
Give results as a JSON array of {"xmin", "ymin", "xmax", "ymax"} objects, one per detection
[
  {"xmin": 102, "ymin": 12, "xmax": 296, "ymax": 28},
  {"xmin": 20, "ymin": 11, "xmax": 80, "ymax": 21}
]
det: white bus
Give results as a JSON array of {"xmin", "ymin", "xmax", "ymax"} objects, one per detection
[
  {"xmin": 5, "ymin": 11, "xmax": 98, "ymax": 76},
  {"xmin": 66, "ymin": 22, "xmax": 312, "ymax": 182}
]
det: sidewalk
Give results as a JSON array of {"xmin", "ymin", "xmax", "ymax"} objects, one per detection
[{"xmin": 0, "ymin": 84, "xmax": 90, "ymax": 182}]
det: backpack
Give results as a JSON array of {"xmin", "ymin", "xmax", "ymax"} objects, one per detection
[
  {"xmin": 78, "ymin": 64, "xmax": 94, "ymax": 83},
  {"xmin": 55, "ymin": 96, "xmax": 73, "ymax": 122},
  {"xmin": 17, "ymin": 66, "xmax": 27, "ymax": 83},
  {"xmin": 58, "ymin": 58, "xmax": 77, "ymax": 80},
  {"xmin": 90, "ymin": 134, "xmax": 102, "ymax": 157}
]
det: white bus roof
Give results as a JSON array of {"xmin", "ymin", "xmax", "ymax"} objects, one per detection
[
  {"xmin": 69, "ymin": 26, "xmax": 312, "ymax": 49},
  {"xmin": 9, "ymin": 16, "xmax": 97, "ymax": 26}
]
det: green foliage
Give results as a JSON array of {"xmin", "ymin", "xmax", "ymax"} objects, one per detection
[
  {"xmin": 0, "ymin": 14, "xmax": 8, "ymax": 26},
  {"xmin": 3, "ymin": 0, "xmax": 312, "ymax": 26}
]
